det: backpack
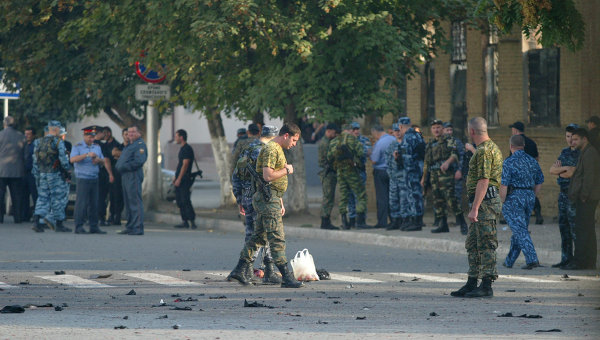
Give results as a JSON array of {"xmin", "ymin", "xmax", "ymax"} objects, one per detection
[
  {"xmin": 234, "ymin": 142, "xmax": 262, "ymax": 182},
  {"xmin": 35, "ymin": 136, "xmax": 59, "ymax": 172},
  {"xmin": 335, "ymin": 134, "xmax": 354, "ymax": 163}
]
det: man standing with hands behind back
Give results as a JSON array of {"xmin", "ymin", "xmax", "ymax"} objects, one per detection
[{"xmin": 173, "ymin": 129, "xmax": 197, "ymax": 230}]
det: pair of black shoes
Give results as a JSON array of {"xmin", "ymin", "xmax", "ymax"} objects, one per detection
[
  {"xmin": 174, "ymin": 220, "xmax": 197, "ymax": 229},
  {"xmin": 451, "ymin": 277, "xmax": 493, "ymax": 298},
  {"xmin": 118, "ymin": 229, "xmax": 144, "ymax": 235},
  {"xmin": 320, "ymin": 217, "xmax": 340, "ymax": 230}
]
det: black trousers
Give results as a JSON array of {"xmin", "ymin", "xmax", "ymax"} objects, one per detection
[
  {"xmin": 0, "ymin": 177, "xmax": 23, "ymax": 223},
  {"xmin": 373, "ymin": 169, "xmax": 390, "ymax": 226},
  {"xmin": 22, "ymin": 173, "xmax": 38, "ymax": 220},
  {"xmin": 74, "ymin": 178, "xmax": 99, "ymax": 230},
  {"xmin": 109, "ymin": 172, "xmax": 124, "ymax": 220},
  {"xmin": 573, "ymin": 199, "xmax": 598, "ymax": 268},
  {"xmin": 176, "ymin": 179, "xmax": 195, "ymax": 222},
  {"xmin": 98, "ymin": 170, "xmax": 109, "ymax": 221}
]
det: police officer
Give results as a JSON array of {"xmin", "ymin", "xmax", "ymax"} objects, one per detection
[
  {"xmin": 386, "ymin": 123, "xmax": 404, "ymax": 230},
  {"xmin": 58, "ymin": 127, "xmax": 72, "ymax": 225},
  {"xmin": 230, "ymin": 125, "xmax": 281, "ymax": 284},
  {"xmin": 347, "ymin": 122, "xmax": 371, "ymax": 227},
  {"xmin": 70, "ymin": 126, "xmax": 107, "ymax": 234},
  {"xmin": 549, "ymin": 124, "xmax": 579, "ymax": 268},
  {"xmin": 397, "ymin": 117, "xmax": 426, "ymax": 231},
  {"xmin": 228, "ymin": 123, "xmax": 303, "ymax": 288},
  {"xmin": 451, "ymin": 117, "xmax": 503, "ymax": 298},
  {"xmin": 317, "ymin": 123, "xmax": 340, "ymax": 230},
  {"xmin": 32, "ymin": 121, "xmax": 71, "ymax": 233},
  {"xmin": 115, "ymin": 125, "xmax": 147, "ymax": 235},
  {"xmin": 500, "ymin": 135, "xmax": 544, "ymax": 269},
  {"xmin": 328, "ymin": 124, "xmax": 370, "ymax": 229},
  {"xmin": 421, "ymin": 119, "xmax": 468, "ymax": 234}
]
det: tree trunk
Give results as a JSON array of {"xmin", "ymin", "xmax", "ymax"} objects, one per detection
[
  {"xmin": 282, "ymin": 100, "xmax": 308, "ymax": 214},
  {"xmin": 206, "ymin": 107, "xmax": 236, "ymax": 207}
]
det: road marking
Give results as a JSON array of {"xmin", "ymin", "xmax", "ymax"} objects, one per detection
[
  {"xmin": 385, "ymin": 272, "xmax": 464, "ymax": 283},
  {"xmin": 0, "ymin": 282, "xmax": 17, "ymax": 289},
  {"xmin": 124, "ymin": 273, "xmax": 201, "ymax": 286},
  {"xmin": 564, "ymin": 275, "xmax": 600, "ymax": 281},
  {"xmin": 0, "ymin": 260, "xmax": 104, "ymax": 263},
  {"xmin": 37, "ymin": 275, "xmax": 113, "ymax": 288},
  {"xmin": 330, "ymin": 274, "xmax": 383, "ymax": 283},
  {"xmin": 204, "ymin": 271, "xmax": 229, "ymax": 277},
  {"xmin": 499, "ymin": 275, "xmax": 557, "ymax": 283}
]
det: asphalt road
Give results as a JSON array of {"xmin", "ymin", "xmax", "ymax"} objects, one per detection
[{"xmin": 0, "ymin": 222, "xmax": 598, "ymax": 339}]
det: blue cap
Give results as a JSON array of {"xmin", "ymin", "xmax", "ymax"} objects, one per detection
[
  {"xmin": 398, "ymin": 117, "xmax": 411, "ymax": 125},
  {"xmin": 350, "ymin": 122, "xmax": 360, "ymax": 129},
  {"xmin": 443, "ymin": 122, "xmax": 453, "ymax": 128},
  {"xmin": 261, "ymin": 125, "xmax": 278, "ymax": 137},
  {"xmin": 48, "ymin": 120, "xmax": 62, "ymax": 128},
  {"xmin": 59, "ymin": 127, "xmax": 67, "ymax": 135},
  {"xmin": 237, "ymin": 128, "xmax": 247, "ymax": 135},
  {"xmin": 392, "ymin": 123, "xmax": 400, "ymax": 131}
]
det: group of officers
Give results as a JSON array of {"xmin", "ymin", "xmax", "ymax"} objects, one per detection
[{"xmin": 0, "ymin": 116, "xmax": 147, "ymax": 235}]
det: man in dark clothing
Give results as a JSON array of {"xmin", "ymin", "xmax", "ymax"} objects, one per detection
[
  {"xmin": 0, "ymin": 116, "xmax": 25, "ymax": 223},
  {"xmin": 173, "ymin": 129, "xmax": 197, "ymax": 229},
  {"xmin": 92, "ymin": 126, "xmax": 114, "ymax": 225},
  {"xmin": 585, "ymin": 116, "xmax": 600, "ymax": 151},
  {"xmin": 564, "ymin": 128, "xmax": 600, "ymax": 270},
  {"xmin": 102, "ymin": 127, "xmax": 123, "ymax": 225},
  {"xmin": 509, "ymin": 121, "xmax": 543, "ymax": 224},
  {"xmin": 22, "ymin": 127, "xmax": 37, "ymax": 221}
]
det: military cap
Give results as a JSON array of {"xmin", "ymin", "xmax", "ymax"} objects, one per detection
[
  {"xmin": 565, "ymin": 123, "xmax": 579, "ymax": 132},
  {"xmin": 261, "ymin": 125, "xmax": 278, "ymax": 137},
  {"xmin": 509, "ymin": 121, "xmax": 525, "ymax": 132},
  {"xmin": 342, "ymin": 123, "xmax": 352, "ymax": 131},
  {"xmin": 442, "ymin": 122, "xmax": 453, "ymax": 128},
  {"xmin": 585, "ymin": 116, "xmax": 600, "ymax": 125},
  {"xmin": 350, "ymin": 122, "xmax": 361, "ymax": 129},
  {"xmin": 47, "ymin": 120, "xmax": 62, "ymax": 128},
  {"xmin": 430, "ymin": 119, "xmax": 443, "ymax": 126},
  {"xmin": 398, "ymin": 116, "xmax": 411, "ymax": 125},
  {"xmin": 247, "ymin": 123, "xmax": 260, "ymax": 135},
  {"xmin": 59, "ymin": 127, "xmax": 67, "ymax": 136},
  {"xmin": 82, "ymin": 125, "xmax": 99, "ymax": 136},
  {"xmin": 237, "ymin": 128, "xmax": 247, "ymax": 135},
  {"xmin": 325, "ymin": 123, "xmax": 338, "ymax": 131},
  {"xmin": 392, "ymin": 123, "xmax": 400, "ymax": 131}
]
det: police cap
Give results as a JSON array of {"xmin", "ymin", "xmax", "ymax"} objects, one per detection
[
  {"xmin": 350, "ymin": 122, "xmax": 361, "ymax": 129},
  {"xmin": 398, "ymin": 116, "xmax": 411, "ymax": 125},
  {"xmin": 392, "ymin": 123, "xmax": 400, "ymax": 131},
  {"xmin": 261, "ymin": 125, "xmax": 279, "ymax": 137},
  {"xmin": 82, "ymin": 125, "xmax": 100, "ymax": 136},
  {"xmin": 443, "ymin": 122, "xmax": 453, "ymax": 128},
  {"xmin": 48, "ymin": 120, "xmax": 62, "ymax": 128},
  {"xmin": 430, "ymin": 119, "xmax": 443, "ymax": 126}
]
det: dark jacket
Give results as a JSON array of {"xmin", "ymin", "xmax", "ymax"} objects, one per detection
[
  {"xmin": 568, "ymin": 143, "xmax": 600, "ymax": 202},
  {"xmin": 0, "ymin": 126, "xmax": 25, "ymax": 177}
]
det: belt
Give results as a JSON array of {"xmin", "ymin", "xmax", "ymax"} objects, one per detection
[{"xmin": 469, "ymin": 186, "xmax": 498, "ymax": 203}]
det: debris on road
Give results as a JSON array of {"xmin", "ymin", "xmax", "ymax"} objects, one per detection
[
  {"xmin": 498, "ymin": 312, "xmax": 542, "ymax": 318},
  {"xmin": 317, "ymin": 269, "xmax": 330, "ymax": 280},
  {"xmin": 54, "ymin": 271, "xmax": 65, "ymax": 275},
  {"xmin": 123, "ymin": 316, "xmax": 129, "ymax": 320},
  {"xmin": 172, "ymin": 324, "xmax": 181, "ymax": 329},
  {"xmin": 114, "ymin": 325, "xmax": 127, "ymax": 329},
  {"xmin": 1, "ymin": 305, "xmax": 25, "ymax": 313},
  {"xmin": 244, "ymin": 299, "xmax": 274, "ymax": 308},
  {"xmin": 126, "ymin": 289, "xmax": 136, "ymax": 295},
  {"xmin": 54, "ymin": 306, "xmax": 63, "ymax": 311},
  {"xmin": 429, "ymin": 312, "xmax": 439, "ymax": 316},
  {"xmin": 535, "ymin": 329, "xmax": 561, "ymax": 333},
  {"xmin": 19, "ymin": 281, "xmax": 30, "ymax": 285},
  {"xmin": 356, "ymin": 316, "xmax": 366, "ymax": 320},
  {"xmin": 317, "ymin": 320, "xmax": 329, "ymax": 324},
  {"xmin": 170, "ymin": 306, "xmax": 192, "ymax": 311},
  {"xmin": 209, "ymin": 296, "xmax": 227, "ymax": 299},
  {"xmin": 505, "ymin": 290, "xmax": 516, "ymax": 292},
  {"xmin": 158, "ymin": 315, "xmax": 168, "ymax": 319},
  {"xmin": 182, "ymin": 269, "xmax": 191, "ymax": 271},
  {"xmin": 174, "ymin": 297, "xmax": 198, "ymax": 302},
  {"xmin": 90, "ymin": 274, "xmax": 112, "ymax": 279}
]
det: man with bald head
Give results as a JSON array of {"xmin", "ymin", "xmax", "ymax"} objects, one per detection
[{"xmin": 451, "ymin": 117, "xmax": 503, "ymax": 298}]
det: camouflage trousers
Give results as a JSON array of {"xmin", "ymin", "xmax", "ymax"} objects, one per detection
[
  {"xmin": 34, "ymin": 172, "xmax": 68, "ymax": 225},
  {"xmin": 389, "ymin": 170, "xmax": 405, "ymax": 218},
  {"xmin": 466, "ymin": 196, "xmax": 501, "ymax": 280},
  {"xmin": 338, "ymin": 168, "xmax": 367, "ymax": 215},
  {"xmin": 240, "ymin": 192, "xmax": 287, "ymax": 266},
  {"xmin": 401, "ymin": 170, "xmax": 424, "ymax": 218},
  {"xmin": 430, "ymin": 169, "xmax": 462, "ymax": 218},
  {"xmin": 503, "ymin": 191, "xmax": 538, "ymax": 267},
  {"xmin": 241, "ymin": 189, "xmax": 272, "ymax": 264},
  {"xmin": 320, "ymin": 171, "xmax": 337, "ymax": 218},
  {"xmin": 347, "ymin": 170, "xmax": 367, "ymax": 218},
  {"xmin": 557, "ymin": 191, "xmax": 576, "ymax": 263}
]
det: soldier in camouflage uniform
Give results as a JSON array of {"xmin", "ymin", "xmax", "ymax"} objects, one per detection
[
  {"xmin": 231, "ymin": 125, "xmax": 281, "ymax": 284},
  {"xmin": 32, "ymin": 121, "xmax": 71, "ymax": 233},
  {"xmin": 317, "ymin": 123, "xmax": 340, "ymax": 230},
  {"xmin": 347, "ymin": 122, "xmax": 371, "ymax": 227},
  {"xmin": 231, "ymin": 123, "xmax": 260, "ymax": 177},
  {"xmin": 397, "ymin": 117, "xmax": 426, "ymax": 231},
  {"xmin": 501, "ymin": 135, "xmax": 544, "ymax": 269},
  {"xmin": 385, "ymin": 123, "xmax": 404, "ymax": 230},
  {"xmin": 228, "ymin": 123, "xmax": 303, "ymax": 288},
  {"xmin": 327, "ymin": 124, "xmax": 370, "ymax": 229},
  {"xmin": 549, "ymin": 124, "xmax": 579, "ymax": 267},
  {"xmin": 451, "ymin": 117, "xmax": 503, "ymax": 298},
  {"xmin": 443, "ymin": 122, "xmax": 466, "ymax": 207},
  {"xmin": 421, "ymin": 119, "xmax": 468, "ymax": 234}
]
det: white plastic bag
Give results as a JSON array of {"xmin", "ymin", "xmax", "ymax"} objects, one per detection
[{"xmin": 290, "ymin": 249, "xmax": 320, "ymax": 281}]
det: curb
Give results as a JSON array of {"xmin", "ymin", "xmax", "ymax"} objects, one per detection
[{"xmin": 147, "ymin": 212, "xmax": 563, "ymax": 262}]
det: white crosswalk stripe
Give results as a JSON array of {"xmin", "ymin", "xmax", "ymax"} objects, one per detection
[
  {"xmin": 0, "ymin": 282, "xmax": 17, "ymax": 289},
  {"xmin": 37, "ymin": 275, "xmax": 113, "ymax": 288},
  {"xmin": 385, "ymin": 272, "xmax": 465, "ymax": 283},
  {"xmin": 329, "ymin": 273, "xmax": 383, "ymax": 283},
  {"xmin": 123, "ymin": 273, "xmax": 201, "ymax": 286},
  {"xmin": 499, "ymin": 275, "xmax": 559, "ymax": 283}
]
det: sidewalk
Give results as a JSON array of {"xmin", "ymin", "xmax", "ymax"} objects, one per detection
[{"xmin": 154, "ymin": 180, "xmax": 600, "ymax": 268}]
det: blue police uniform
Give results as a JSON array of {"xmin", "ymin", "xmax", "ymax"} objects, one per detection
[
  {"xmin": 556, "ymin": 146, "xmax": 579, "ymax": 264},
  {"xmin": 32, "ymin": 133, "xmax": 70, "ymax": 229},
  {"xmin": 385, "ymin": 136, "xmax": 404, "ymax": 220},
  {"xmin": 347, "ymin": 124, "xmax": 371, "ymax": 219},
  {"xmin": 115, "ymin": 137, "xmax": 147, "ymax": 235},
  {"xmin": 399, "ymin": 127, "xmax": 425, "ymax": 219},
  {"xmin": 501, "ymin": 150, "xmax": 544, "ymax": 267},
  {"xmin": 71, "ymin": 140, "xmax": 104, "ymax": 233}
]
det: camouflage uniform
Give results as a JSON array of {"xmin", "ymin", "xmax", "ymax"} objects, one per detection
[
  {"xmin": 327, "ymin": 132, "xmax": 366, "ymax": 215},
  {"xmin": 318, "ymin": 135, "xmax": 336, "ymax": 218},
  {"xmin": 465, "ymin": 139, "xmax": 503, "ymax": 280},
  {"xmin": 386, "ymin": 139, "xmax": 404, "ymax": 219},
  {"xmin": 399, "ymin": 128, "xmax": 426, "ymax": 218},
  {"xmin": 231, "ymin": 136, "xmax": 257, "ymax": 176},
  {"xmin": 423, "ymin": 135, "xmax": 461, "ymax": 219},
  {"xmin": 453, "ymin": 137, "xmax": 466, "ymax": 204},
  {"xmin": 32, "ymin": 136, "xmax": 70, "ymax": 227},
  {"xmin": 556, "ymin": 147, "xmax": 579, "ymax": 264},
  {"xmin": 347, "ymin": 134, "xmax": 371, "ymax": 219},
  {"xmin": 240, "ymin": 140, "xmax": 288, "ymax": 266}
]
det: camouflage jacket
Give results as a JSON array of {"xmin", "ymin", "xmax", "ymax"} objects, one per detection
[
  {"xmin": 423, "ymin": 134, "xmax": 458, "ymax": 175},
  {"xmin": 466, "ymin": 139, "xmax": 503, "ymax": 197},
  {"xmin": 318, "ymin": 136, "xmax": 335, "ymax": 176},
  {"xmin": 327, "ymin": 132, "xmax": 364, "ymax": 172},
  {"xmin": 232, "ymin": 138, "xmax": 263, "ymax": 204}
]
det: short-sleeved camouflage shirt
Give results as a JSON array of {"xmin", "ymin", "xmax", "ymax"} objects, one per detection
[
  {"xmin": 256, "ymin": 140, "xmax": 288, "ymax": 193},
  {"xmin": 466, "ymin": 139, "xmax": 503, "ymax": 196}
]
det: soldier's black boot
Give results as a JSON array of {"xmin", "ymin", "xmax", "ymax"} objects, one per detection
[
  {"xmin": 404, "ymin": 217, "xmax": 422, "ymax": 231},
  {"xmin": 320, "ymin": 216, "xmax": 340, "ymax": 230},
  {"xmin": 348, "ymin": 217, "xmax": 356, "ymax": 228},
  {"xmin": 341, "ymin": 214, "xmax": 350, "ymax": 230},
  {"xmin": 263, "ymin": 260, "xmax": 282, "ymax": 284},
  {"xmin": 416, "ymin": 215, "xmax": 425, "ymax": 227},
  {"xmin": 189, "ymin": 220, "xmax": 198, "ymax": 230},
  {"xmin": 174, "ymin": 220, "xmax": 190, "ymax": 229},
  {"xmin": 450, "ymin": 276, "xmax": 478, "ymax": 297},
  {"xmin": 398, "ymin": 217, "xmax": 408, "ymax": 230},
  {"xmin": 356, "ymin": 213, "xmax": 373, "ymax": 229},
  {"xmin": 32, "ymin": 221, "xmax": 45, "ymax": 233},
  {"xmin": 465, "ymin": 277, "xmax": 493, "ymax": 298},
  {"xmin": 227, "ymin": 259, "xmax": 252, "ymax": 285},
  {"xmin": 277, "ymin": 263, "xmax": 303, "ymax": 288},
  {"xmin": 456, "ymin": 213, "xmax": 468, "ymax": 235},
  {"xmin": 55, "ymin": 220, "xmax": 72, "ymax": 233},
  {"xmin": 386, "ymin": 217, "xmax": 400, "ymax": 230},
  {"xmin": 433, "ymin": 216, "xmax": 440, "ymax": 227},
  {"xmin": 431, "ymin": 216, "xmax": 449, "ymax": 233}
]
